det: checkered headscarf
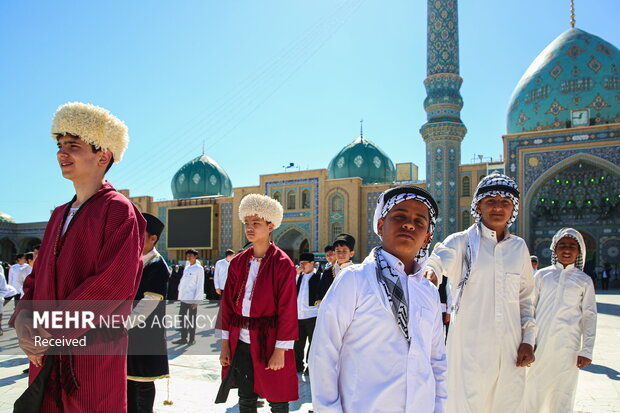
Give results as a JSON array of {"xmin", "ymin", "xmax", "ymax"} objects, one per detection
[
  {"xmin": 550, "ymin": 227, "xmax": 586, "ymax": 270},
  {"xmin": 471, "ymin": 173, "xmax": 520, "ymax": 228},
  {"xmin": 373, "ymin": 185, "xmax": 438, "ymax": 263}
]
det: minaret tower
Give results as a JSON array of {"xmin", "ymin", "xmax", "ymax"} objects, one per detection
[{"xmin": 420, "ymin": 0, "xmax": 467, "ymax": 242}]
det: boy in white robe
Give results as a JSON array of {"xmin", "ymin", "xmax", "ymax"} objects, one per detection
[
  {"xmin": 425, "ymin": 173, "xmax": 536, "ymax": 413},
  {"xmin": 525, "ymin": 228, "xmax": 597, "ymax": 413},
  {"xmin": 309, "ymin": 185, "xmax": 447, "ymax": 413}
]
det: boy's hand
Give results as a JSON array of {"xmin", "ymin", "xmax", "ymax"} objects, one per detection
[
  {"xmin": 577, "ymin": 356, "xmax": 591, "ymax": 369},
  {"xmin": 220, "ymin": 339, "xmax": 231, "ymax": 366},
  {"xmin": 266, "ymin": 348, "xmax": 285, "ymax": 370},
  {"xmin": 516, "ymin": 343, "xmax": 535, "ymax": 367},
  {"xmin": 424, "ymin": 269, "xmax": 438, "ymax": 286}
]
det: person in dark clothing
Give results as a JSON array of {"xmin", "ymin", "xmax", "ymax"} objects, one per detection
[
  {"xmin": 167, "ymin": 265, "xmax": 182, "ymax": 302},
  {"xmin": 294, "ymin": 252, "xmax": 321, "ymax": 374}
]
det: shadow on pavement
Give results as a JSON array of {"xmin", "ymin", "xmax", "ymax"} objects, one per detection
[
  {"xmin": 596, "ymin": 302, "xmax": 620, "ymax": 316},
  {"xmin": 584, "ymin": 363, "xmax": 620, "ymax": 381}
]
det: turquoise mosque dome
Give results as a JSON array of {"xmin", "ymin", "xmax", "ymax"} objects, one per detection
[
  {"xmin": 507, "ymin": 28, "xmax": 620, "ymax": 134},
  {"xmin": 171, "ymin": 155, "xmax": 233, "ymax": 199},
  {"xmin": 0, "ymin": 212, "xmax": 15, "ymax": 223},
  {"xmin": 328, "ymin": 136, "xmax": 395, "ymax": 184}
]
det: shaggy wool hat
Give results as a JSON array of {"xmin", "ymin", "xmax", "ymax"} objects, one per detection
[
  {"xmin": 51, "ymin": 102, "xmax": 129, "ymax": 162},
  {"xmin": 238, "ymin": 193, "xmax": 283, "ymax": 229}
]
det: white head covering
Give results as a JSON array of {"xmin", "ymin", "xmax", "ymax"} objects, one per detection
[
  {"xmin": 372, "ymin": 185, "xmax": 438, "ymax": 263},
  {"xmin": 471, "ymin": 173, "xmax": 520, "ymax": 228},
  {"xmin": 238, "ymin": 193, "xmax": 284, "ymax": 229},
  {"xmin": 550, "ymin": 227, "xmax": 586, "ymax": 270}
]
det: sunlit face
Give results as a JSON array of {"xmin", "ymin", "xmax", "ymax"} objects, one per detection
[
  {"xmin": 377, "ymin": 199, "xmax": 431, "ymax": 263},
  {"xmin": 334, "ymin": 244, "xmax": 354, "ymax": 264},
  {"xmin": 325, "ymin": 250, "xmax": 336, "ymax": 265},
  {"xmin": 186, "ymin": 253, "xmax": 197, "ymax": 264},
  {"xmin": 555, "ymin": 236, "xmax": 580, "ymax": 266},
  {"xmin": 476, "ymin": 194, "xmax": 514, "ymax": 231},
  {"xmin": 243, "ymin": 215, "xmax": 274, "ymax": 244},
  {"xmin": 56, "ymin": 134, "xmax": 112, "ymax": 181},
  {"xmin": 299, "ymin": 260, "xmax": 314, "ymax": 274}
]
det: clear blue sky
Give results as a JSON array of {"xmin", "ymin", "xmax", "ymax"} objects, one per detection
[{"xmin": 1, "ymin": 0, "xmax": 618, "ymax": 222}]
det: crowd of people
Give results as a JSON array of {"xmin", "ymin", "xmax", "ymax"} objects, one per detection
[{"xmin": 3, "ymin": 101, "xmax": 604, "ymax": 413}]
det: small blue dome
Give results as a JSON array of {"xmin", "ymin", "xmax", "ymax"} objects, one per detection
[
  {"xmin": 171, "ymin": 155, "xmax": 233, "ymax": 199},
  {"xmin": 0, "ymin": 212, "xmax": 15, "ymax": 223},
  {"xmin": 507, "ymin": 28, "xmax": 620, "ymax": 133},
  {"xmin": 328, "ymin": 136, "xmax": 395, "ymax": 184}
]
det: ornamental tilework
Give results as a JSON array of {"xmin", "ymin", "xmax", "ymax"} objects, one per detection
[
  {"xmin": 219, "ymin": 203, "xmax": 233, "ymax": 256},
  {"xmin": 427, "ymin": 0, "xmax": 460, "ymax": 75},
  {"xmin": 266, "ymin": 178, "xmax": 319, "ymax": 250},
  {"xmin": 158, "ymin": 206, "xmax": 169, "ymax": 261}
]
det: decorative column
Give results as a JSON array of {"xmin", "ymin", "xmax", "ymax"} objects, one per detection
[{"xmin": 420, "ymin": 0, "xmax": 467, "ymax": 242}]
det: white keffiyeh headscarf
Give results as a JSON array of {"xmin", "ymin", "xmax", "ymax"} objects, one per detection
[
  {"xmin": 550, "ymin": 227, "xmax": 586, "ymax": 270},
  {"xmin": 471, "ymin": 173, "xmax": 520, "ymax": 228}
]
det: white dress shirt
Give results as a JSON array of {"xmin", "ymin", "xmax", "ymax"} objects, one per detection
[
  {"xmin": 8, "ymin": 263, "xmax": 31, "ymax": 297},
  {"xmin": 296, "ymin": 269, "xmax": 318, "ymax": 320},
  {"xmin": 178, "ymin": 262, "xmax": 205, "ymax": 303},
  {"xmin": 214, "ymin": 258, "xmax": 231, "ymax": 290}
]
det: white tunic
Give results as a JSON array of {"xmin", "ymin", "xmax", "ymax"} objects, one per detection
[
  {"xmin": 309, "ymin": 251, "xmax": 447, "ymax": 413},
  {"xmin": 178, "ymin": 262, "xmax": 205, "ymax": 303},
  {"xmin": 8, "ymin": 263, "xmax": 31, "ymax": 297},
  {"xmin": 425, "ymin": 224, "xmax": 536, "ymax": 413},
  {"xmin": 296, "ymin": 269, "xmax": 318, "ymax": 320},
  {"xmin": 525, "ymin": 263, "xmax": 597, "ymax": 413}
]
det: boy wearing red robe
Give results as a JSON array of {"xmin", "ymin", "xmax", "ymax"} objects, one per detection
[
  {"xmin": 10, "ymin": 102, "xmax": 146, "ymax": 412},
  {"xmin": 216, "ymin": 193, "xmax": 298, "ymax": 413}
]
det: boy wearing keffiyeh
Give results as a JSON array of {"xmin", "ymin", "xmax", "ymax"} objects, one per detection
[
  {"xmin": 425, "ymin": 173, "xmax": 536, "ymax": 413},
  {"xmin": 309, "ymin": 185, "xmax": 447, "ymax": 413}
]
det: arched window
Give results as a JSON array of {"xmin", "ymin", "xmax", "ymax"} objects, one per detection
[
  {"xmin": 462, "ymin": 210, "xmax": 471, "ymax": 230},
  {"xmin": 301, "ymin": 189, "xmax": 311, "ymax": 209},
  {"xmin": 331, "ymin": 194, "xmax": 344, "ymax": 212},
  {"xmin": 479, "ymin": 174, "xmax": 486, "ymax": 182},
  {"xmin": 273, "ymin": 191, "xmax": 281, "ymax": 204},
  {"xmin": 461, "ymin": 176, "xmax": 471, "ymax": 197},
  {"xmin": 331, "ymin": 222, "xmax": 343, "ymax": 242},
  {"xmin": 287, "ymin": 190, "xmax": 296, "ymax": 210}
]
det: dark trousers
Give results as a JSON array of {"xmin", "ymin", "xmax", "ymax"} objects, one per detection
[
  {"xmin": 3, "ymin": 295, "xmax": 19, "ymax": 307},
  {"xmin": 235, "ymin": 341, "xmax": 289, "ymax": 413},
  {"xmin": 442, "ymin": 312, "xmax": 450, "ymax": 343},
  {"xmin": 178, "ymin": 302, "xmax": 197, "ymax": 341},
  {"xmin": 602, "ymin": 277, "xmax": 609, "ymax": 290},
  {"xmin": 294, "ymin": 317, "xmax": 316, "ymax": 372},
  {"xmin": 127, "ymin": 380, "xmax": 156, "ymax": 413}
]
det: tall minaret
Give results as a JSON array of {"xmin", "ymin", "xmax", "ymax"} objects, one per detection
[{"xmin": 420, "ymin": 0, "xmax": 467, "ymax": 242}]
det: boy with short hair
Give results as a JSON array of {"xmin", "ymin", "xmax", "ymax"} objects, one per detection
[
  {"xmin": 294, "ymin": 252, "xmax": 320, "ymax": 374},
  {"xmin": 425, "ymin": 173, "xmax": 536, "ymax": 413},
  {"xmin": 10, "ymin": 102, "xmax": 146, "ymax": 412},
  {"xmin": 525, "ymin": 228, "xmax": 597, "ymax": 413},
  {"xmin": 175, "ymin": 249, "xmax": 204, "ymax": 346},
  {"xmin": 216, "ymin": 193, "xmax": 298, "ymax": 413},
  {"xmin": 310, "ymin": 185, "xmax": 447, "ymax": 412},
  {"xmin": 332, "ymin": 233, "xmax": 355, "ymax": 277},
  {"xmin": 214, "ymin": 249, "xmax": 236, "ymax": 295}
]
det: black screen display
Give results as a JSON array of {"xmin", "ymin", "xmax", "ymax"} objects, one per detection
[{"xmin": 167, "ymin": 206, "xmax": 213, "ymax": 249}]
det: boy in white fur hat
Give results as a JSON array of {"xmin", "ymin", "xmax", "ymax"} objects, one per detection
[
  {"xmin": 216, "ymin": 193, "xmax": 298, "ymax": 413},
  {"xmin": 525, "ymin": 228, "xmax": 597, "ymax": 413},
  {"xmin": 10, "ymin": 102, "xmax": 146, "ymax": 412}
]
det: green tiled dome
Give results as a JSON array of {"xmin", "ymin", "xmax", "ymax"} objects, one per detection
[
  {"xmin": 171, "ymin": 155, "xmax": 233, "ymax": 199},
  {"xmin": 0, "ymin": 212, "xmax": 15, "ymax": 223},
  {"xmin": 328, "ymin": 136, "xmax": 395, "ymax": 184},
  {"xmin": 507, "ymin": 28, "xmax": 620, "ymax": 134}
]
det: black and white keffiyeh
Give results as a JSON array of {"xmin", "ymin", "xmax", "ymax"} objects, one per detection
[
  {"xmin": 373, "ymin": 185, "xmax": 438, "ymax": 263},
  {"xmin": 373, "ymin": 247, "xmax": 410, "ymax": 342},
  {"xmin": 550, "ymin": 227, "xmax": 586, "ymax": 270},
  {"xmin": 471, "ymin": 173, "xmax": 520, "ymax": 228}
]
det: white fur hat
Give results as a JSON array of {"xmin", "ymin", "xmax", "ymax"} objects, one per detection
[
  {"xmin": 51, "ymin": 102, "xmax": 129, "ymax": 162},
  {"xmin": 238, "ymin": 193, "xmax": 283, "ymax": 229}
]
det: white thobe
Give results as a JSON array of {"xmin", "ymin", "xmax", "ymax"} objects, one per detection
[
  {"xmin": 8, "ymin": 263, "xmax": 31, "ymax": 297},
  {"xmin": 525, "ymin": 263, "xmax": 597, "ymax": 413},
  {"xmin": 309, "ymin": 251, "xmax": 447, "ymax": 413},
  {"xmin": 178, "ymin": 262, "xmax": 205, "ymax": 303},
  {"xmin": 296, "ymin": 269, "xmax": 318, "ymax": 320},
  {"xmin": 213, "ymin": 258, "xmax": 230, "ymax": 291},
  {"xmin": 425, "ymin": 224, "xmax": 536, "ymax": 413}
]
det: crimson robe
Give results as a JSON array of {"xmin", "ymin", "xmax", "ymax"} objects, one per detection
[
  {"xmin": 221, "ymin": 243, "xmax": 299, "ymax": 402},
  {"xmin": 11, "ymin": 181, "xmax": 146, "ymax": 412}
]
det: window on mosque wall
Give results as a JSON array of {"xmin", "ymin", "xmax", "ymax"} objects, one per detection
[
  {"xmin": 461, "ymin": 176, "xmax": 471, "ymax": 197},
  {"xmin": 331, "ymin": 222, "xmax": 343, "ymax": 243},
  {"xmin": 331, "ymin": 194, "xmax": 344, "ymax": 212},
  {"xmin": 302, "ymin": 189, "xmax": 311, "ymax": 209},
  {"xmin": 273, "ymin": 191, "xmax": 282, "ymax": 204},
  {"xmin": 462, "ymin": 210, "xmax": 470, "ymax": 230},
  {"xmin": 287, "ymin": 191, "xmax": 296, "ymax": 210}
]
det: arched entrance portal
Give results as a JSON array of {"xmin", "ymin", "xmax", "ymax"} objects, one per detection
[
  {"xmin": 20, "ymin": 237, "xmax": 42, "ymax": 253},
  {"xmin": 276, "ymin": 227, "xmax": 310, "ymax": 262},
  {"xmin": 0, "ymin": 238, "xmax": 17, "ymax": 263}
]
